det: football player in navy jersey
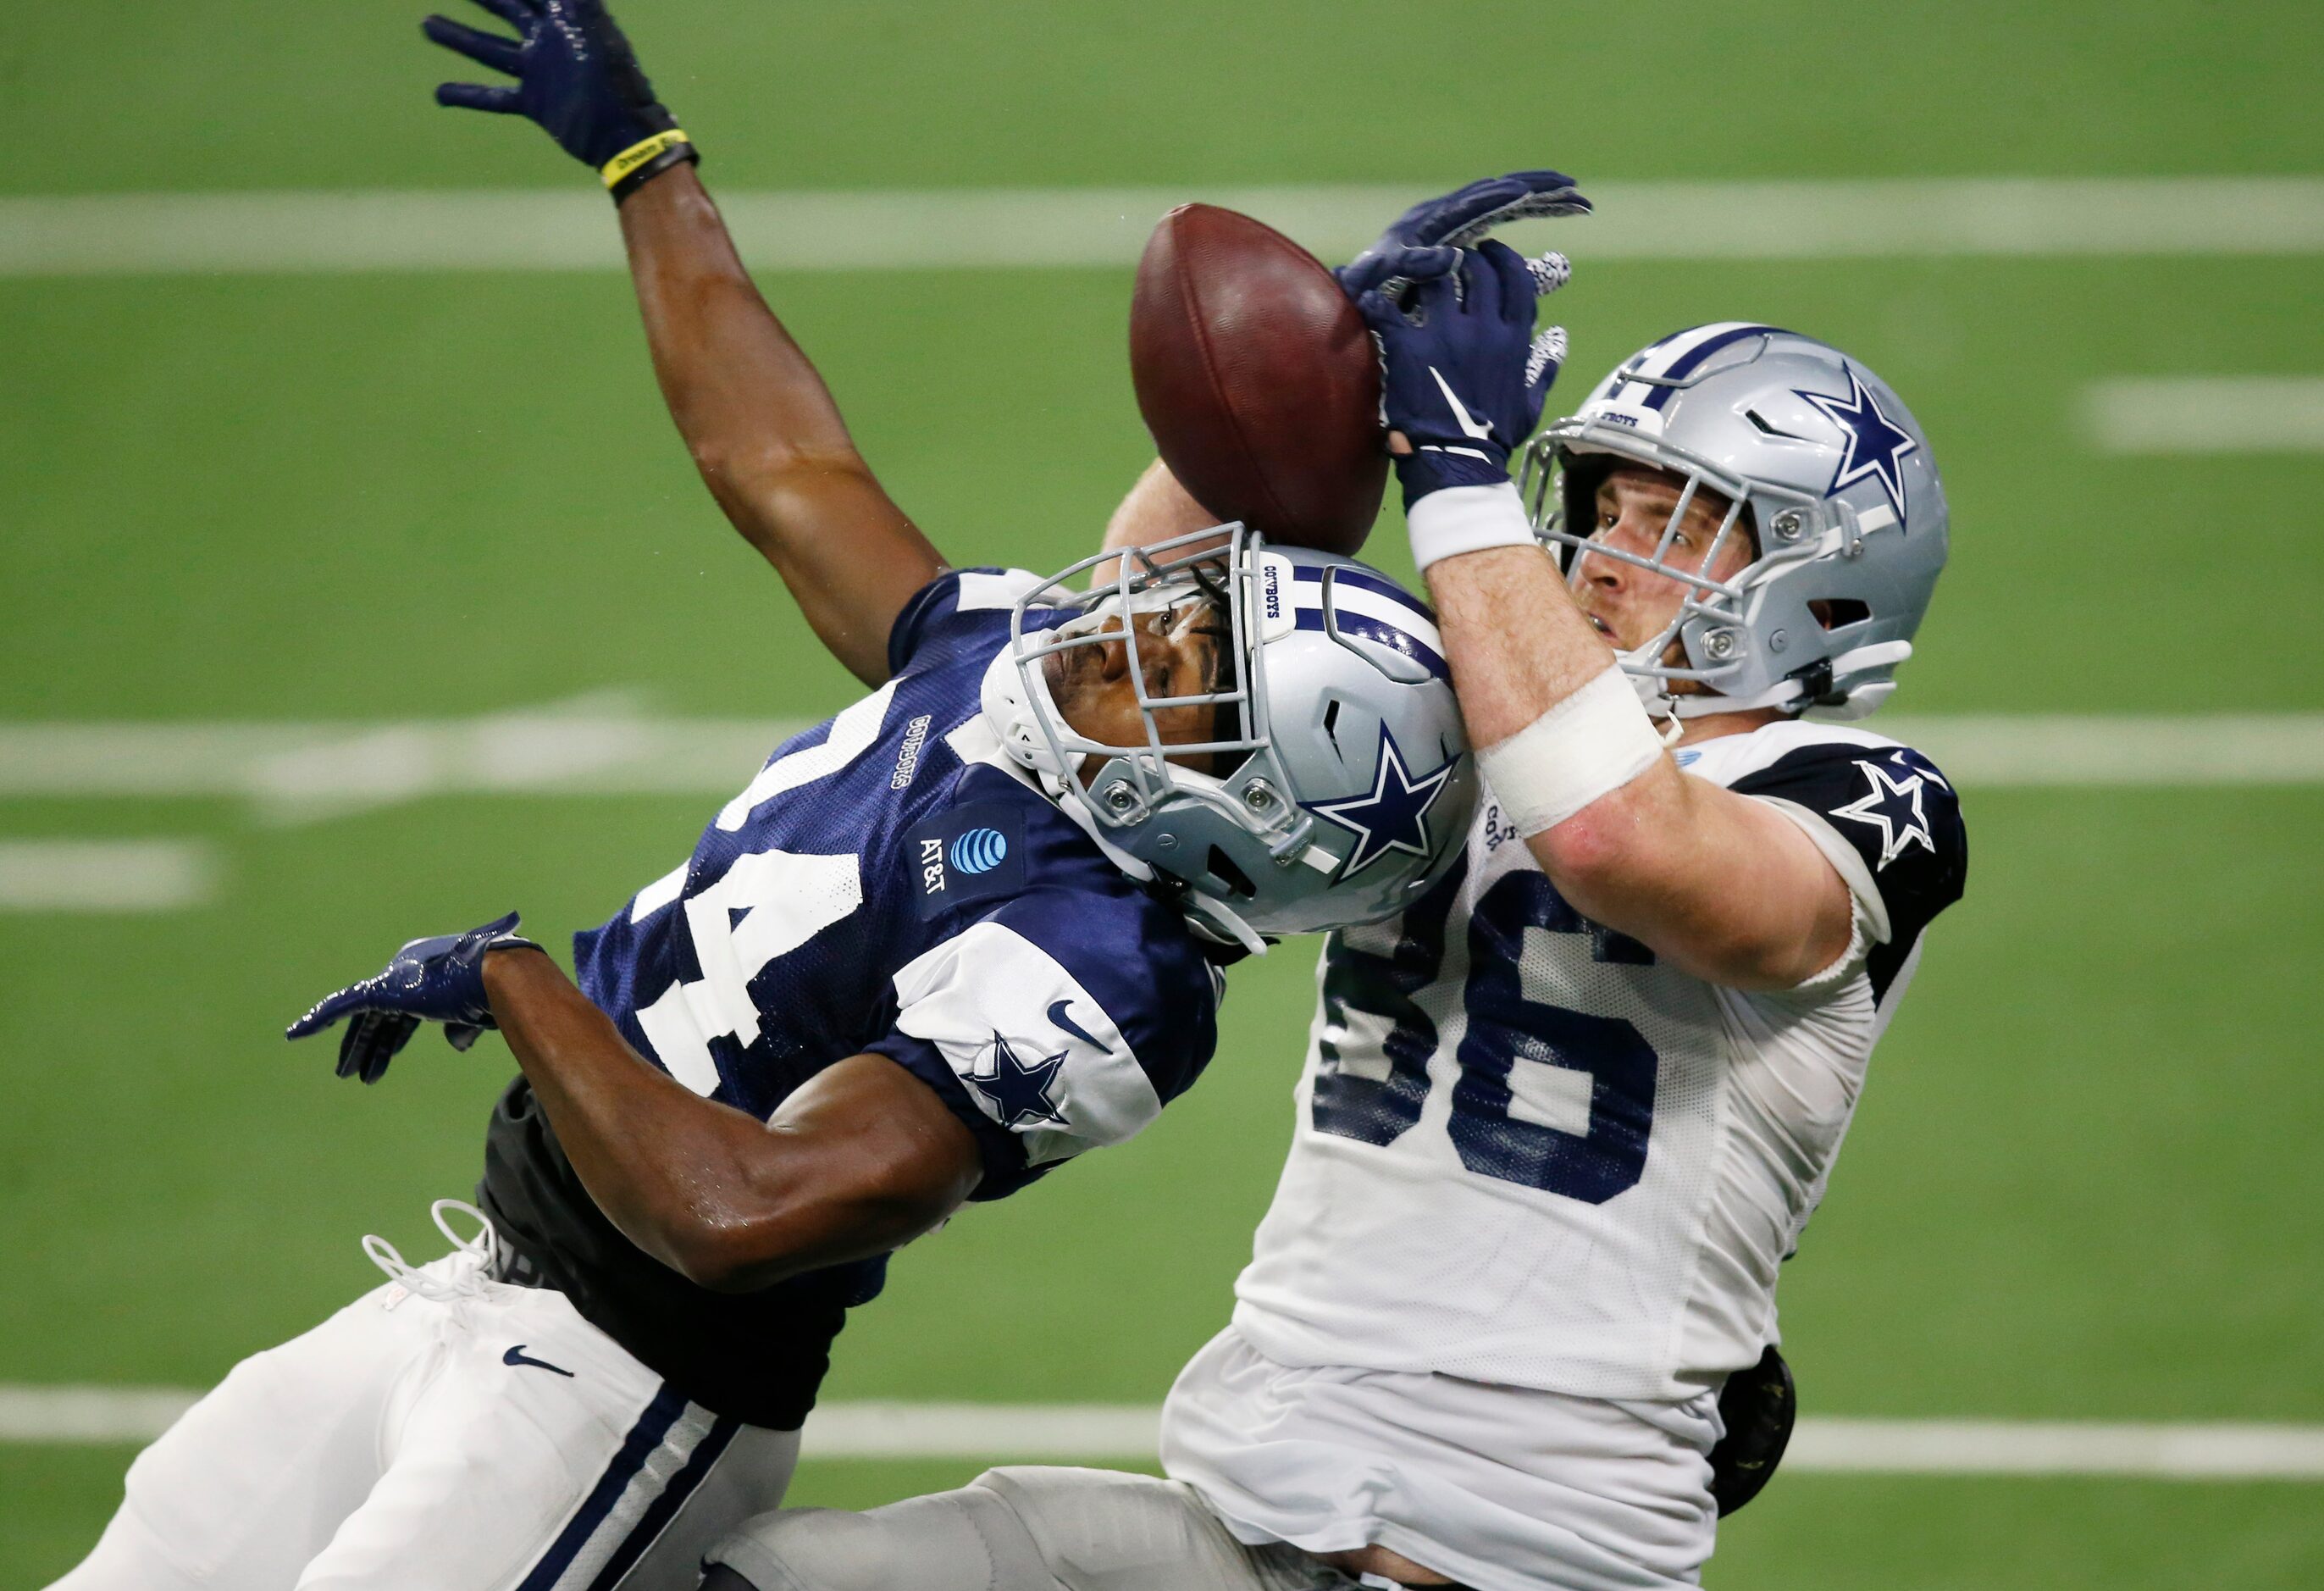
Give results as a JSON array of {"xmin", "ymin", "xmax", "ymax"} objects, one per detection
[
  {"xmin": 702, "ymin": 184, "xmax": 1967, "ymax": 1591},
  {"xmin": 46, "ymin": 12, "xmax": 1476, "ymax": 1591}
]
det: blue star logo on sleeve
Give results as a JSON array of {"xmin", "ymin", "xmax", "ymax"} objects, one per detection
[
  {"xmin": 1797, "ymin": 366, "xmax": 1919, "ymax": 522},
  {"xmin": 1308, "ymin": 728, "xmax": 1456, "ymax": 878},
  {"xmin": 1832, "ymin": 751, "xmax": 1948, "ymax": 870},
  {"xmin": 968, "ymin": 1031, "xmax": 1069, "ymax": 1128}
]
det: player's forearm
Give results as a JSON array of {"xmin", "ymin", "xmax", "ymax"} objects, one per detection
[
  {"xmin": 1530, "ymin": 769, "xmax": 1850, "ymax": 988},
  {"xmin": 618, "ymin": 169, "xmax": 854, "ymax": 483},
  {"xmin": 1424, "ymin": 541, "xmax": 1623, "ymax": 744},
  {"xmin": 1089, "ymin": 460, "xmax": 1224, "ymax": 586},
  {"xmin": 1101, "ymin": 460, "xmax": 1221, "ymax": 554},
  {"xmin": 1427, "ymin": 546, "xmax": 1845, "ymax": 986},
  {"xmin": 617, "ymin": 169, "xmax": 943, "ymax": 682},
  {"xmin": 479, "ymin": 951, "xmax": 924, "ymax": 1290}
]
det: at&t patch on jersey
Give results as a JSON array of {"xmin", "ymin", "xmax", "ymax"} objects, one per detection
[{"xmin": 906, "ymin": 801, "xmax": 1026, "ymax": 917}]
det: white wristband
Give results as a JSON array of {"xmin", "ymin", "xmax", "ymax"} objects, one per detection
[
  {"xmin": 1406, "ymin": 481, "xmax": 1537, "ymax": 572},
  {"xmin": 1478, "ymin": 664, "xmax": 1666, "ymax": 837}
]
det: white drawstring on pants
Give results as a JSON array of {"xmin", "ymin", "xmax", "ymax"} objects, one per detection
[{"xmin": 362, "ymin": 1199, "xmax": 504, "ymax": 1303}]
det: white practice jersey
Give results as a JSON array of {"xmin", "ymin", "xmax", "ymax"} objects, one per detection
[{"xmin": 1229, "ymin": 718, "xmax": 1967, "ymax": 1401}]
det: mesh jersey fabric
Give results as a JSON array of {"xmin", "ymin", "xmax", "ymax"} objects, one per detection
[
  {"xmin": 1224, "ymin": 718, "xmax": 1965, "ymax": 1400},
  {"xmin": 482, "ymin": 569, "xmax": 1223, "ymax": 1427}
]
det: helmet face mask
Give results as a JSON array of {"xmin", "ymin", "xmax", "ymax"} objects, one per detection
[
  {"xmin": 995, "ymin": 524, "xmax": 1295, "ymax": 846},
  {"xmin": 982, "ymin": 524, "xmax": 1476, "ymax": 948},
  {"xmin": 1518, "ymin": 324, "xmax": 1947, "ymax": 723}
]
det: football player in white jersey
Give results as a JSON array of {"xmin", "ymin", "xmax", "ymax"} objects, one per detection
[{"xmin": 702, "ymin": 174, "xmax": 1967, "ymax": 1591}]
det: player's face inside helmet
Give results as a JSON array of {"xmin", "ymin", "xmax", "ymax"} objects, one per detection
[
  {"xmin": 1043, "ymin": 579, "xmax": 1236, "ymax": 779},
  {"xmin": 1571, "ymin": 465, "xmax": 1758, "ymax": 674}
]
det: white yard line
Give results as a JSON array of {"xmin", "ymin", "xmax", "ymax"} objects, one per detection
[
  {"xmin": 0, "ymin": 1387, "xmax": 208, "ymax": 1444},
  {"xmin": 3, "ymin": 1386, "xmax": 2319, "ymax": 1477},
  {"xmin": 3, "ymin": 177, "xmax": 2322, "ymax": 277},
  {"xmin": 1788, "ymin": 1418, "xmax": 2324, "ymax": 1480},
  {"xmin": 805, "ymin": 1401, "xmax": 1161, "ymax": 1460},
  {"xmin": 0, "ymin": 840, "xmax": 218, "ymax": 912},
  {"xmin": 2, "ymin": 712, "xmax": 2320, "ymax": 827},
  {"xmin": 1879, "ymin": 714, "xmax": 2324, "ymax": 784},
  {"xmin": 2084, "ymin": 377, "xmax": 2324, "ymax": 453},
  {"xmin": 0, "ymin": 701, "xmax": 811, "ymax": 824}
]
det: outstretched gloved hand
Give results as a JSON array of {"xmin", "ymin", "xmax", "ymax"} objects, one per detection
[
  {"xmin": 286, "ymin": 912, "xmax": 542, "ymax": 1084},
  {"xmin": 423, "ymin": 0, "xmax": 697, "ymax": 202},
  {"xmin": 1336, "ymin": 169, "xmax": 1591, "ymax": 300},
  {"xmin": 1352, "ymin": 241, "xmax": 1572, "ymax": 507}
]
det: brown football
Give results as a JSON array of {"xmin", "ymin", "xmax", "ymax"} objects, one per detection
[{"xmin": 1129, "ymin": 203, "xmax": 1386, "ymax": 555}]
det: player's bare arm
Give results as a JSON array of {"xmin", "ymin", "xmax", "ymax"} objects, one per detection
[
  {"xmin": 282, "ymin": 913, "xmax": 977, "ymax": 1292},
  {"xmin": 616, "ymin": 168, "xmax": 945, "ymax": 683},
  {"xmin": 481, "ymin": 948, "xmax": 980, "ymax": 1291},
  {"xmin": 1357, "ymin": 241, "xmax": 1850, "ymax": 990},
  {"xmin": 1090, "ymin": 182, "xmax": 1836, "ymax": 982},
  {"xmin": 428, "ymin": 0, "xmax": 943, "ymax": 685},
  {"xmin": 1425, "ymin": 546, "xmax": 1851, "ymax": 988},
  {"xmin": 1096, "ymin": 457, "xmax": 1221, "ymax": 571}
]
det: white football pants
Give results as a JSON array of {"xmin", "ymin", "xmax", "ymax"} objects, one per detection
[
  {"xmin": 1162, "ymin": 1328, "xmax": 1719, "ymax": 1591},
  {"xmin": 703, "ymin": 1466, "xmax": 1353, "ymax": 1591},
  {"xmin": 50, "ymin": 1202, "xmax": 797, "ymax": 1591}
]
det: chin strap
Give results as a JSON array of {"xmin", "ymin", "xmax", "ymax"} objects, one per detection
[
  {"xmin": 1177, "ymin": 895, "xmax": 1270, "ymax": 956},
  {"xmin": 1614, "ymin": 644, "xmax": 1693, "ymax": 736},
  {"xmin": 1624, "ymin": 640, "xmax": 1913, "ymax": 722}
]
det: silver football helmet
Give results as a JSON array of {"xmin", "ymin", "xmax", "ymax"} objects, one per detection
[
  {"xmin": 1517, "ymin": 324, "xmax": 1948, "ymax": 720},
  {"xmin": 980, "ymin": 524, "xmax": 1476, "ymax": 950}
]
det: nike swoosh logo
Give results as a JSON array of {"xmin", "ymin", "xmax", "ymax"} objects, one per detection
[
  {"xmin": 1047, "ymin": 998, "xmax": 1104, "ymax": 1050},
  {"xmin": 1429, "ymin": 366, "xmax": 1495, "ymax": 441},
  {"xmin": 502, "ymin": 1344, "xmax": 575, "ymax": 1378}
]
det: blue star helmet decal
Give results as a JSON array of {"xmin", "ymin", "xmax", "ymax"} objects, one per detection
[
  {"xmin": 1831, "ymin": 749, "xmax": 1951, "ymax": 870},
  {"xmin": 1797, "ymin": 365, "xmax": 1919, "ymax": 523},
  {"xmin": 1308, "ymin": 727, "xmax": 1456, "ymax": 879},
  {"xmin": 968, "ymin": 1030, "xmax": 1069, "ymax": 1128}
]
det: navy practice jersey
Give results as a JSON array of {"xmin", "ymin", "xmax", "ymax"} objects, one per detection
[{"xmin": 480, "ymin": 568, "xmax": 1224, "ymax": 1427}]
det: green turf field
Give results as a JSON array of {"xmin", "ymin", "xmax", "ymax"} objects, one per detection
[{"xmin": 5, "ymin": 1, "xmax": 2322, "ymax": 1584}]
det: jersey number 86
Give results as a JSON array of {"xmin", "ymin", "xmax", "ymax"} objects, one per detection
[{"xmin": 1314, "ymin": 866, "xmax": 1657, "ymax": 1206}]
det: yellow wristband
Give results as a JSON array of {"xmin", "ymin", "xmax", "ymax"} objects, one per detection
[{"xmin": 601, "ymin": 130, "xmax": 691, "ymax": 191}]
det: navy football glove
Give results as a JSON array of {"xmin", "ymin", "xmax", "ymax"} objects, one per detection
[
  {"xmin": 423, "ymin": 0, "xmax": 696, "ymax": 202},
  {"xmin": 286, "ymin": 912, "xmax": 541, "ymax": 1084},
  {"xmin": 1354, "ymin": 241, "xmax": 1570, "ymax": 507},
  {"xmin": 1336, "ymin": 169, "xmax": 1591, "ymax": 300}
]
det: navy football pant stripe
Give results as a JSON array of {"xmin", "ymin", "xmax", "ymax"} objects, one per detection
[
  {"xmin": 517, "ymin": 1385, "xmax": 691, "ymax": 1591},
  {"xmin": 584, "ymin": 1415, "xmax": 743, "ymax": 1591}
]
